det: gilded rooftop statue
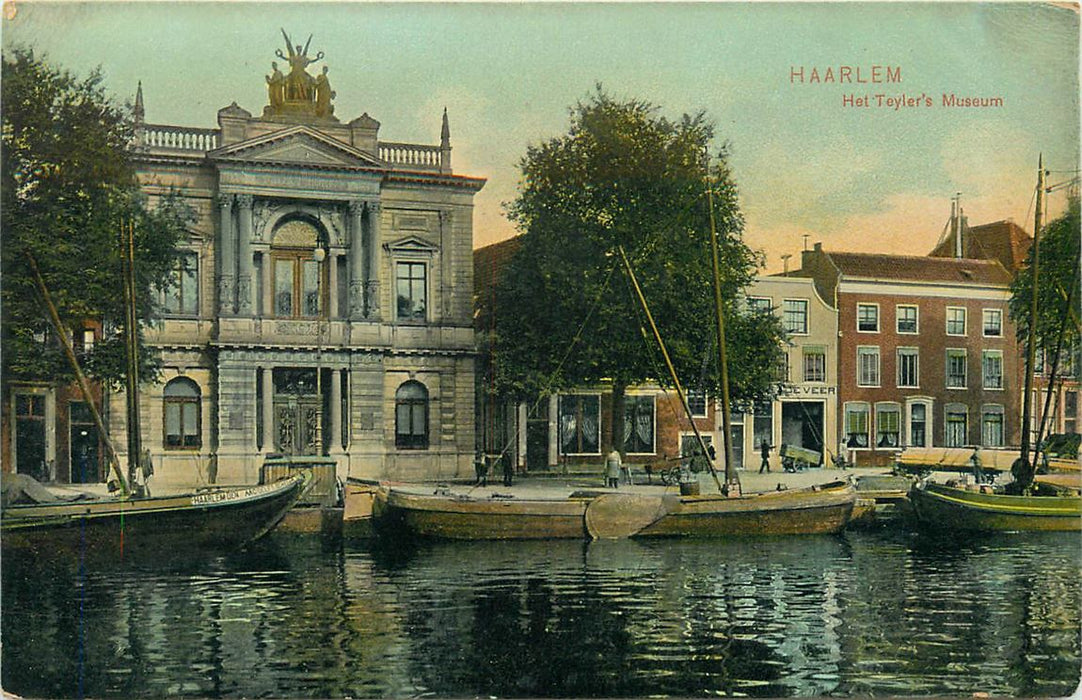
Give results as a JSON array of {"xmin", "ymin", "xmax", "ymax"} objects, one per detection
[{"xmin": 263, "ymin": 29, "xmax": 337, "ymax": 122}]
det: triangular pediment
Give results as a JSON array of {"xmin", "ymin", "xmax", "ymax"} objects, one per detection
[
  {"xmin": 386, "ymin": 235, "xmax": 439, "ymax": 253},
  {"xmin": 209, "ymin": 126, "xmax": 383, "ymax": 170}
]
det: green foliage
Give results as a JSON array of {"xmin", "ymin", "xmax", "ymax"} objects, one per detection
[
  {"xmin": 1009, "ymin": 199, "xmax": 1081, "ymax": 359},
  {"xmin": 2, "ymin": 48, "xmax": 193, "ymax": 389},
  {"xmin": 491, "ymin": 88, "xmax": 784, "ymax": 408}
]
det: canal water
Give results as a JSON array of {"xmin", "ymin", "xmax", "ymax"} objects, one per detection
[{"xmin": 3, "ymin": 529, "xmax": 1079, "ymax": 698}]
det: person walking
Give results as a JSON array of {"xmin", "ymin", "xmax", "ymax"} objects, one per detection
[
  {"xmin": 759, "ymin": 439, "xmax": 771, "ymax": 474},
  {"xmin": 606, "ymin": 448, "xmax": 622, "ymax": 488}
]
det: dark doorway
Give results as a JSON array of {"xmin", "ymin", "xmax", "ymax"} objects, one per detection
[
  {"xmin": 526, "ymin": 397, "xmax": 550, "ymax": 471},
  {"xmin": 781, "ymin": 401, "xmax": 824, "ymax": 455},
  {"xmin": 69, "ymin": 401, "xmax": 101, "ymax": 483},
  {"xmin": 15, "ymin": 394, "xmax": 47, "ymax": 482}
]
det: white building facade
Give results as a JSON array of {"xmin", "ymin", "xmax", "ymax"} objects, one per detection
[
  {"xmin": 739, "ymin": 276, "xmax": 840, "ymax": 471},
  {"xmin": 114, "ymin": 41, "xmax": 484, "ymax": 489}
]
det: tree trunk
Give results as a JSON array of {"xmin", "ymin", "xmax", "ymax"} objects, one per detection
[{"xmin": 611, "ymin": 383, "xmax": 626, "ymax": 456}]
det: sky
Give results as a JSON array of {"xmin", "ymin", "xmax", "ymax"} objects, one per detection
[{"xmin": 4, "ymin": 2, "xmax": 1078, "ymax": 273}]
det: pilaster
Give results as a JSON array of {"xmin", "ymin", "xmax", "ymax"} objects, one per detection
[
  {"xmin": 365, "ymin": 200, "xmax": 382, "ymax": 319},
  {"xmin": 348, "ymin": 200, "xmax": 365, "ymax": 320},
  {"xmin": 236, "ymin": 194, "xmax": 254, "ymax": 316},
  {"xmin": 217, "ymin": 194, "xmax": 235, "ymax": 315}
]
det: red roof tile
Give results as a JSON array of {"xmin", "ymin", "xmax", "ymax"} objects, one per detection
[
  {"xmin": 825, "ymin": 250, "xmax": 1012, "ymax": 285},
  {"xmin": 928, "ymin": 219, "xmax": 1032, "ymax": 271},
  {"xmin": 474, "ymin": 236, "xmax": 523, "ymax": 304}
]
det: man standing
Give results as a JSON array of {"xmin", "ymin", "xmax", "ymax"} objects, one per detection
[
  {"xmin": 970, "ymin": 446, "xmax": 985, "ymax": 484},
  {"xmin": 759, "ymin": 439, "xmax": 771, "ymax": 474},
  {"xmin": 474, "ymin": 450, "xmax": 488, "ymax": 487},
  {"xmin": 606, "ymin": 448, "xmax": 622, "ymax": 488},
  {"xmin": 502, "ymin": 450, "xmax": 513, "ymax": 487}
]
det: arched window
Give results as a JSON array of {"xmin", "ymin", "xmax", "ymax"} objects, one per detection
[
  {"xmin": 271, "ymin": 218, "xmax": 324, "ymax": 319},
  {"xmin": 395, "ymin": 380, "xmax": 429, "ymax": 449},
  {"xmin": 164, "ymin": 377, "xmax": 201, "ymax": 449}
]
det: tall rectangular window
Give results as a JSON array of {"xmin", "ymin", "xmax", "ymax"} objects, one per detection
[
  {"xmin": 161, "ymin": 251, "xmax": 199, "ymax": 316},
  {"xmin": 844, "ymin": 403, "xmax": 870, "ymax": 448},
  {"xmin": 897, "ymin": 348, "xmax": 919, "ymax": 388},
  {"xmin": 857, "ymin": 346, "xmax": 880, "ymax": 387},
  {"xmin": 274, "ymin": 255, "xmax": 323, "ymax": 319},
  {"xmin": 803, "ymin": 346, "xmax": 826, "ymax": 383},
  {"xmin": 876, "ymin": 404, "xmax": 901, "ymax": 448},
  {"xmin": 909, "ymin": 402, "xmax": 928, "ymax": 448},
  {"xmin": 623, "ymin": 395, "xmax": 656, "ymax": 454},
  {"xmin": 896, "ymin": 305, "xmax": 918, "ymax": 334},
  {"xmin": 747, "ymin": 296, "xmax": 772, "ymax": 314},
  {"xmin": 945, "ymin": 406, "xmax": 968, "ymax": 447},
  {"xmin": 558, "ymin": 394, "xmax": 600, "ymax": 455},
  {"xmin": 752, "ymin": 402, "xmax": 772, "ymax": 452},
  {"xmin": 982, "ymin": 406, "xmax": 1004, "ymax": 447},
  {"xmin": 686, "ymin": 390, "xmax": 707, "ymax": 417},
  {"xmin": 1065, "ymin": 391, "xmax": 1078, "ymax": 434},
  {"xmin": 783, "ymin": 299, "xmax": 808, "ymax": 335},
  {"xmin": 946, "ymin": 349, "xmax": 967, "ymax": 388},
  {"xmin": 982, "ymin": 350, "xmax": 1003, "ymax": 389},
  {"xmin": 857, "ymin": 304, "xmax": 879, "ymax": 332},
  {"xmin": 395, "ymin": 262, "xmax": 427, "ymax": 322},
  {"xmin": 779, "ymin": 352, "xmax": 791, "ymax": 383},
  {"xmin": 946, "ymin": 307, "xmax": 967, "ymax": 336},
  {"xmin": 982, "ymin": 309, "xmax": 1003, "ymax": 337}
]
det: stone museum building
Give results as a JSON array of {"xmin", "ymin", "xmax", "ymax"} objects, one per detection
[{"xmin": 112, "ymin": 37, "xmax": 484, "ymax": 488}]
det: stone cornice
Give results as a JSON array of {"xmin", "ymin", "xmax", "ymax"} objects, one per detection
[{"xmin": 384, "ymin": 171, "xmax": 487, "ymax": 192}]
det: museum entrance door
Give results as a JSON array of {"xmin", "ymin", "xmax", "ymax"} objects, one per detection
[{"xmin": 272, "ymin": 368, "xmax": 322, "ymax": 456}]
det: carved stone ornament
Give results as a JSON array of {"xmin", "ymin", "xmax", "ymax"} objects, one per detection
[{"xmin": 318, "ymin": 204, "xmax": 344, "ymax": 245}]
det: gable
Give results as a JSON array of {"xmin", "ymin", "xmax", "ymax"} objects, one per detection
[
  {"xmin": 386, "ymin": 235, "xmax": 439, "ymax": 254},
  {"xmin": 210, "ymin": 127, "xmax": 384, "ymax": 171}
]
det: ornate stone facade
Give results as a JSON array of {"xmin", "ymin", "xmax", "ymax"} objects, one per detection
[{"xmin": 118, "ymin": 37, "xmax": 485, "ymax": 488}]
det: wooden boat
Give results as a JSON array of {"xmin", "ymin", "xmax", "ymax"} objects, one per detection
[
  {"xmin": 908, "ymin": 480, "xmax": 1081, "ymax": 533},
  {"xmin": 632, "ymin": 480, "xmax": 856, "ymax": 537},
  {"xmin": 376, "ymin": 486, "xmax": 593, "ymax": 540},
  {"xmin": 374, "ymin": 479, "xmax": 857, "ymax": 540},
  {"xmin": 2, "ymin": 471, "xmax": 313, "ymax": 560}
]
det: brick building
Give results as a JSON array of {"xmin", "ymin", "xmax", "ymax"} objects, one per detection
[
  {"xmin": 797, "ymin": 244, "xmax": 1021, "ymax": 466},
  {"xmin": 931, "ymin": 218, "xmax": 1078, "ymax": 447}
]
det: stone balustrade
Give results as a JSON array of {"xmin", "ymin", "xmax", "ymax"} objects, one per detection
[
  {"xmin": 142, "ymin": 124, "xmax": 220, "ymax": 153},
  {"xmin": 379, "ymin": 142, "xmax": 443, "ymax": 171}
]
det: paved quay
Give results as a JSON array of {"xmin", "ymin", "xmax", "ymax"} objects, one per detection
[{"xmin": 421, "ymin": 466, "xmax": 901, "ymax": 499}]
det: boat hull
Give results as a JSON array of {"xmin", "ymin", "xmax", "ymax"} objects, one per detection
[
  {"xmin": 634, "ymin": 483, "xmax": 857, "ymax": 537},
  {"xmin": 377, "ymin": 482, "xmax": 856, "ymax": 540},
  {"xmin": 909, "ymin": 482, "xmax": 1082, "ymax": 532},
  {"xmin": 379, "ymin": 489, "xmax": 590, "ymax": 540},
  {"xmin": 2, "ymin": 472, "xmax": 312, "ymax": 561}
]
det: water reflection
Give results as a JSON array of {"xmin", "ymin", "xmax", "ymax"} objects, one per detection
[{"xmin": 2, "ymin": 531, "xmax": 1079, "ymax": 698}]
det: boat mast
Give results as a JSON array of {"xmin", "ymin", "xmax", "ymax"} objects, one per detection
[
  {"xmin": 26, "ymin": 254, "xmax": 130, "ymax": 496},
  {"xmin": 1019, "ymin": 155, "xmax": 1045, "ymax": 488},
  {"xmin": 706, "ymin": 165, "xmax": 738, "ymax": 488},
  {"xmin": 122, "ymin": 219, "xmax": 144, "ymax": 493},
  {"xmin": 617, "ymin": 246, "xmax": 724, "ymax": 493}
]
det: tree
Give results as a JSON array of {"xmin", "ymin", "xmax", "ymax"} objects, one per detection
[
  {"xmin": 1009, "ymin": 198, "xmax": 1081, "ymax": 357},
  {"xmin": 491, "ymin": 88, "xmax": 785, "ymax": 451},
  {"xmin": 1, "ymin": 48, "xmax": 192, "ymax": 389}
]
